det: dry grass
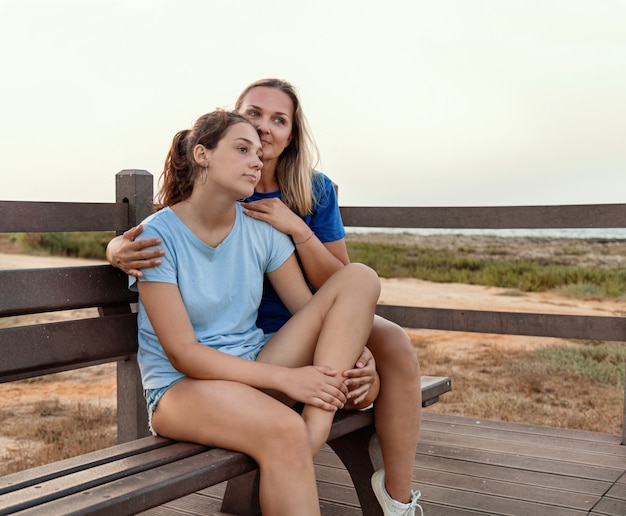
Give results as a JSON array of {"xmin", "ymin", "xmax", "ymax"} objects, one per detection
[
  {"xmin": 0, "ymin": 400, "xmax": 116, "ymax": 474},
  {"xmin": 414, "ymin": 330, "xmax": 624, "ymax": 435},
  {"xmin": 0, "ymin": 365, "xmax": 117, "ymax": 476}
]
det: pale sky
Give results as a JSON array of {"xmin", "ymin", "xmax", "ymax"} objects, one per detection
[{"xmin": 1, "ymin": 0, "xmax": 625, "ymax": 207}]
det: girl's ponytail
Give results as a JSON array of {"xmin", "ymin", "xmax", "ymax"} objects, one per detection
[{"xmin": 155, "ymin": 129, "xmax": 194, "ymax": 210}]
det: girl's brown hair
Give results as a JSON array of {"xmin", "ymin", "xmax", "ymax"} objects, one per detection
[{"xmin": 155, "ymin": 110, "xmax": 251, "ymax": 210}]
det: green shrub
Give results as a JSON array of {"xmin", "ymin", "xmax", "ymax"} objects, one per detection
[
  {"xmin": 15, "ymin": 231, "xmax": 114, "ymax": 260},
  {"xmin": 530, "ymin": 342, "xmax": 626, "ymax": 387},
  {"xmin": 347, "ymin": 242, "xmax": 626, "ymax": 298}
]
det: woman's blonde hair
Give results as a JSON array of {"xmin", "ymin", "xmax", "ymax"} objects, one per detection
[{"xmin": 235, "ymin": 78, "xmax": 320, "ymax": 216}]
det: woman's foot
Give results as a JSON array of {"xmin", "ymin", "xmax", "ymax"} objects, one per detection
[{"xmin": 371, "ymin": 469, "xmax": 423, "ymax": 516}]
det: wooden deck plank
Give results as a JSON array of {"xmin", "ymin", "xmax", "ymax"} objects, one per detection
[
  {"xmin": 139, "ymin": 413, "xmax": 625, "ymax": 516},
  {"xmin": 421, "ymin": 413, "xmax": 621, "ymax": 445},
  {"xmin": 417, "ymin": 441, "xmax": 620, "ymax": 485},
  {"xmin": 589, "ymin": 471, "xmax": 626, "ymax": 516},
  {"xmin": 414, "ymin": 454, "xmax": 610, "ymax": 496}
]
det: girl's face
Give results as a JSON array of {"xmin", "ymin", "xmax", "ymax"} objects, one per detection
[
  {"xmin": 237, "ymin": 86, "xmax": 294, "ymax": 162},
  {"xmin": 202, "ymin": 122, "xmax": 263, "ymax": 199}
]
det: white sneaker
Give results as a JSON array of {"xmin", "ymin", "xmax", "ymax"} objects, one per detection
[{"xmin": 371, "ymin": 469, "xmax": 423, "ymax": 516}]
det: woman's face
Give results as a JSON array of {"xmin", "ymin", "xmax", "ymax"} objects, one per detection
[{"xmin": 237, "ymin": 86, "xmax": 294, "ymax": 162}]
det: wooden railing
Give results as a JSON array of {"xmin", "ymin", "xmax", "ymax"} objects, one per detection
[
  {"xmin": 340, "ymin": 204, "xmax": 626, "ymax": 444},
  {"xmin": 1, "ymin": 170, "xmax": 624, "ymax": 444}
]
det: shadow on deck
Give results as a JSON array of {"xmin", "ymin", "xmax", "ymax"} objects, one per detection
[{"xmin": 140, "ymin": 412, "xmax": 626, "ymax": 516}]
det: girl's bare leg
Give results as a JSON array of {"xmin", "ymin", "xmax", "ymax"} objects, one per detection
[
  {"xmin": 152, "ymin": 379, "xmax": 321, "ymax": 516},
  {"xmin": 259, "ymin": 263, "xmax": 380, "ymax": 454},
  {"xmin": 367, "ymin": 315, "xmax": 421, "ymax": 503}
]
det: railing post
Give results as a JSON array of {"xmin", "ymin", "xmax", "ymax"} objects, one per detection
[
  {"xmin": 115, "ymin": 169, "xmax": 154, "ymax": 232},
  {"xmin": 115, "ymin": 169, "xmax": 153, "ymax": 443}
]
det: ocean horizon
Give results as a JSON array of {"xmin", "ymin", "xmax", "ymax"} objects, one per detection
[{"xmin": 346, "ymin": 227, "xmax": 626, "ymax": 240}]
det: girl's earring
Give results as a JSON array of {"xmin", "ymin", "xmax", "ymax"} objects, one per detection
[{"xmin": 200, "ymin": 166, "xmax": 208, "ymax": 185}]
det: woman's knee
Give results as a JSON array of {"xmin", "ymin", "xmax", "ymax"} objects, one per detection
[{"xmin": 369, "ymin": 318, "xmax": 419, "ymax": 373}]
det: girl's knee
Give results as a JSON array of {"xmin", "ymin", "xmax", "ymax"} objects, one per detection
[
  {"xmin": 261, "ymin": 412, "xmax": 310, "ymax": 459},
  {"xmin": 339, "ymin": 263, "xmax": 380, "ymax": 296}
]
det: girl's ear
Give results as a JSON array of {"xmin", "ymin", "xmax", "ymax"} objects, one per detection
[{"xmin": 193, "ymin": 144, "xmax": 211, "ymax": 166}]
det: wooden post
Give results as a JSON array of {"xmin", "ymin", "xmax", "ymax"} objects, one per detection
[{"xmin": 114, "ymin": 169, "xmax": 153, "ymax": 443}]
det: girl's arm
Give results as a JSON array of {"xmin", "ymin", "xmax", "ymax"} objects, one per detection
[
  {"xmin": 138, "ymin": 279, "xmax": 346, "ymax": 410},
  {"xmin": 106, "ymin": 226, "xmax": 165, "ymax": 277},
  {"xmin": 265, "ymin": 253, "xmax": 314, "ymax": 315}
]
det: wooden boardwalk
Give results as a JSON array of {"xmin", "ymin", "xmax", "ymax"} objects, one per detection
[{"xmin": 140, "ymin": 412, "xmax": 626, "ymax": 516}]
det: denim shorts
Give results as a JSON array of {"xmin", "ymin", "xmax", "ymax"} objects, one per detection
[
  {"xmin": 144, "ymin": 379, "xmax": 183, "ymax": 435},
  {"xmin": 143, "ymin": 334, "xmax": 274, "ymax": 434}
]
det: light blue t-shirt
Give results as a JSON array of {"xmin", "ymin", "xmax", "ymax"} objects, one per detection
[{"xmin": 130, "ymin": 203, "xmax": 295, "ymax": 389}]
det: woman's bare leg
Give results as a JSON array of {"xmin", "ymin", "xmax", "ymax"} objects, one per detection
[
  {"xmin": 152, "ymin": 379, "xmax": 321, "ymax": 516},
  {"xmin": 367, "ymin": 315, "xmax": 421, "ymax": 503},
  {"xmin": 259, "ymin": 263, "xmax": 380, "ymax": 453}
]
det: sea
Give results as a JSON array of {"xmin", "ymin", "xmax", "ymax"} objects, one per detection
[{"xmin": 346, "ymin": 227, "xmax": 626, "ymax": 240}]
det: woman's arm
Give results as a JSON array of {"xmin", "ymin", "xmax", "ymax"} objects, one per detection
[
  {"xmin": 106, "ymin": 225, "xmax": 165, "ymax": 277},
  {"xmin": 242, "ymin": 198, "xmax": 348, "ymax": 289}
]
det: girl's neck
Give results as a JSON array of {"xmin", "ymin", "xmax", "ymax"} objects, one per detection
[{"xmin": 173, "ymin": 191, "xmax": 237, "ymax": 248}]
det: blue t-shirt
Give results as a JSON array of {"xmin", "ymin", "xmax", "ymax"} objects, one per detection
[
  {"xmin": 130, "ymin": 203, "xmax": 294, "ymax": 389},
  {"xmin": 246, "ymin": 172, "xmax": 346, "ymax": 333}
]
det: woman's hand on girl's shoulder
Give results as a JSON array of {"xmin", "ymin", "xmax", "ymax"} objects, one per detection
[
  {"xmin": 108, "ymin": 225, "xmax": 165, "ymax": 277},
  {"xmin": 241, "ymin": 198, "xmax": 306, "ymax": 237}
]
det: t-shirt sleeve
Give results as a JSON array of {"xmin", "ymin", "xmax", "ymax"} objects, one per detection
[
  {"xmin": 307, "ymin": 173, "xmax": 346, "ymax": 243},
  {"xmin": 128, "ymin": 219, "xmax": 178, "ymax": 292},
  {"xmin": 266, "ymin": 227, "xmax": 295, "ymax": 274}
]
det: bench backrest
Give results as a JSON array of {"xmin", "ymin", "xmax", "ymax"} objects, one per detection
[{"xmin": 0, "ymin": 170, "xmax": 154, "ymax": 442}]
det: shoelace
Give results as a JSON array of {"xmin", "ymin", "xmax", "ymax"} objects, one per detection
[{"xmin": 407, "ymin": 490, "xmax": 424, "ymax": 516}]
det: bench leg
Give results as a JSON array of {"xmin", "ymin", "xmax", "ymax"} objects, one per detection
[
  {"xmin": 327, "ymin": 425, "xmax": 383, "ymax": 516},
  {"xmin": 221, "ymin": 469, "xmax": 261, "ymax": 516}
]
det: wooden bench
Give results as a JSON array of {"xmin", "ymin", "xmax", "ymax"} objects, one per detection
[{"xmin": 0, "ymin": 170, "xmax": 451, "ymax": 516}]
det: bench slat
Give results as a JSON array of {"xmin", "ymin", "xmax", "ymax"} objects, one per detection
[
  {"xmin": 0, "ymin": 314, "xmax": 138, "ymax": 382},
  {"xmin": 12, "ymin": 448, "xmax": 257, "ymax": 516},
  {"xmin": 0, "ymin": 266, "xmax": 135, "ymax": 317},
  {"xmin": 0, "ymin": 201, "xmax": 129, "ymax": 233},
  {"xmin": 0, "ymin": 436, "xmax": 172, "ymax": 494}
]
